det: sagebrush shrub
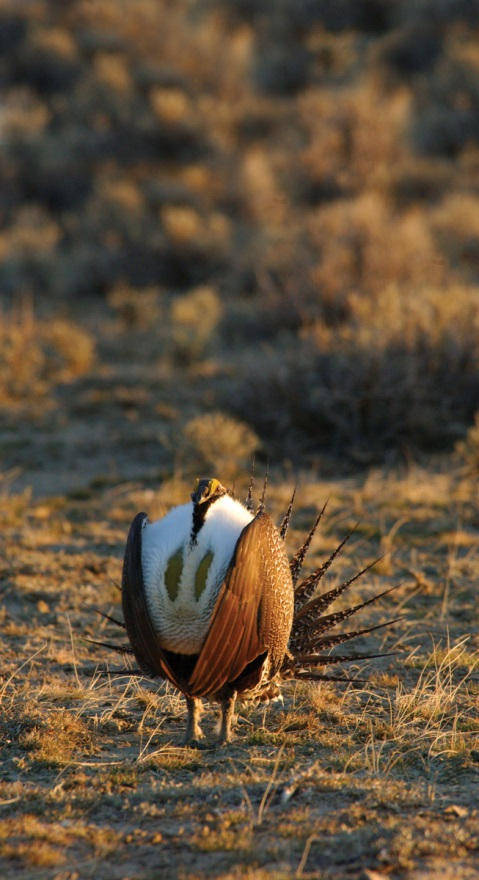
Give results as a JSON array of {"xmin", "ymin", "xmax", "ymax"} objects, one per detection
[
  {"xmin": 456, "ymin": 413, "xmax": 479, "ymax": 473},
  {"xmin": 184, "ymin": 412, "xmax": 258, "ymax": 480},
  {"xmin": 0, "ymin": 303, "xmax": 94, "ymax": 408},
  {"xmin": 226, "ymin": 286, "xmax": 479, "ymax": 460},
  {"xmin": 170, "ymin": 286, "xmax": 222, "ymax": 362}
]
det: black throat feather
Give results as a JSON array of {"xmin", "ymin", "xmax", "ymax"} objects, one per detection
[{"xmin": 191, "ymin": 497, "xmax": 217, "ymax": 544}]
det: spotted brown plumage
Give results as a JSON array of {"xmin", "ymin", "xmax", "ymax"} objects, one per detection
[
  {"xmin": 188, "ymin": 513, "xmax": 293, "ymax": 697},
  {"xmin": 87, "ymin": 477, "xmax": 399, "ymax": 745}
]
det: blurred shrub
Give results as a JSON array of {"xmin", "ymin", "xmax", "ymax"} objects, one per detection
[
  {"xmin": 184, "ymin": 412, "xmax": 258, "ymax": 480},
  {"xmin": 0, "ymin": 88, "xmax": 50, "ymax": 139},
  {"xmin": 388, "ymin": 158, "xmax": 451, "ymax": 208},
  {"xmin": 378, "ymin": 25, "xmax": 442, "ymax": 78},
  {"xmin": 12, "ymin": 28, "xmax": 81, "ymax": 94},
  {"xmin": 295, "ymin": 82, "xmax": 411, "ymax": 199},
  {"xmin": 412, "ymin": 60, "xmax": 479, "ymax": 157},
  {"xmin": 151, "ymin": 87, "xmax": 191, "ymax": 123},
  {"xmin": 0, "ymin": 12, "xmax": 27, "ymax": 52},
  {"xmin": 431, "ymin": 194, "xmax": 479, "ymax": 280},
  {"xmin": 94, "ymin": 53, "xmax": 132, "ymax": 93},
  {"xmin": 308, "ymin": 193, "xmax": 445, "ymax": 309},
  {"xmin": 227, "ymin": 286, "xmax": 479, "ymax": 460},
  {"xmin": 108, "ymin": 283, "xmax": 162, "ymax": 329},
  {"xmin": 42, "ymin": 319, "xmax": 95, "ymax": 380},
  {"xmin": 219, "ymin": 0, "xmax": 393, "ymax": 33},
  {"xmin": 170, "ymin": 286, "xmax": 222, "ymax": 362},
  {"xmin": 162, "ymin": 206, "xmax": 203, "ymax": 246},
  {"xmin": 398, "ymin": 0, "xmax": 479, "ymax": 26},
  {"xmin": 8, "ymin": 134, "xmax": 93, "ymax": 211},
  {"xmin": 456, "ymin": 413, "xmax": 479, "ymax": 473},
  {"xmin": 0, "ymin": 303, "xmax": 94, "ymax": 408},
  {"xmin": 253, "ymin": 42, "xmax": 311, "ymax": 95},
  {"xmin": 0, "ymin": 206, "xmax": 59, "ymax": 261}
]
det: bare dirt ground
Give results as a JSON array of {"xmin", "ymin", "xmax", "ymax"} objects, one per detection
[{"xmin": 1, "ymin": 347, "xmax": 478, "ymax": 879}]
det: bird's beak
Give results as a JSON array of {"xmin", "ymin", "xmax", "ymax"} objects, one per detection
[{"xmin": 191, "ymin": 478, "xmax": 222, "ymax": 505}]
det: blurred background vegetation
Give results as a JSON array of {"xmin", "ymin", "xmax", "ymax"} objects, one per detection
[{"xmin": 1, "ymin": 0, "xmax": 479, "ymax": 483}]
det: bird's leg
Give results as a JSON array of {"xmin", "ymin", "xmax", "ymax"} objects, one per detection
[
  {"xmin": 218, "ymin": 692, "xmax": 236, "ymax": 745},
  {"xmin": 184, "ymin": 696, "xmax": 204, "ymax": 746}
]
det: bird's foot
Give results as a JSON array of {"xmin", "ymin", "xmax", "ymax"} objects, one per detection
[
  {"xmin": 183, "ymin": 728, "xmax": 207, "ymax": 749},
  {"xmin": 185, "ymin": 737, "xmax": 209, "ymax": 750}
]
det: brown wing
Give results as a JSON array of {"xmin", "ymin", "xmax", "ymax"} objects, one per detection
[
  {"xmin": 187, "ymin": 512, "xmax": 294, "ymax": 697},
  {"xmin": 121, "ymin": 512, "xmax": 183, "ymax": 690}
]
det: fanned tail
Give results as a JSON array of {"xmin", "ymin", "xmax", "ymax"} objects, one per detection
[
  {"xmin": 285, "ymin": 650, "xmax": 398, "ymax": 668},
  {"xmin": 294, "ymin": 557, "xmax": 382, "ymax": 624},
  {"xmin": 287, "ymin": 672, "xmax": 368, "ymax": 684},
  {"xmin": 299, "ymin": 617, "xmax": 402, "ymax": 653},
  {"xmin": 294, "ymin": 528, "xmax": 358, "ymax": 611},
  {"xmin": 283, "ymin": 502, "xmax": 400, "ymax": 684},
  {"xmin": 292, "ymin": 583, "xmax": 401, "ymax": 648}
]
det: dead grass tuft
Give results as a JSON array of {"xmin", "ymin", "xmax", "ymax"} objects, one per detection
[
  {"xmin": 0, "ymin": 815, "xmax": 121, "ymax": 866},
  {"xmin": 19, "ymin": 709, "xmax": 94, "ymax": 765},
  {"xmin": 346, "ymin": 639, "xmax": 479, "ymax": 777},
  {"xmin": 1, "ymin": 840, "xmax": 66, "ymax": 868}
]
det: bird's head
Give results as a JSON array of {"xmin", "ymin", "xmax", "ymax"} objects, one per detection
[{"xmin": 191, "ymin": 477, "xmax": 226, "ymax": 506}]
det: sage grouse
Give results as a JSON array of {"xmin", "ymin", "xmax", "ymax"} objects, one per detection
[{"xmin": 91, "ymin": 477, "xmax": 397, "ymax": 745}]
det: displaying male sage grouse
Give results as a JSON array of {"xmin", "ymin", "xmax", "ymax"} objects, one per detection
[{"xmin": 90, "ymin": 477, "xmax": 398, "ymax": 745}]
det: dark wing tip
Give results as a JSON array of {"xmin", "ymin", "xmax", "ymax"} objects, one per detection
[{"xmin": 121, "ymin": 512, "xmax": 184, "ymax": 689}]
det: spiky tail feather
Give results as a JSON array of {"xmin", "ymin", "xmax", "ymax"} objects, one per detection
[
  {"xmin": 293, "ymin": 528, "xmax": 357, "ymax": 611},
  {"xmin": 257, "ymin": 462, "xmax": 269, "ymax": 514},
  {"xmin": 82, "ymin": 636, "xmax": 134, "ymax": 655},
  {"xmin": 89, "ymin": 607, "xmax": 126, "ymax": 629},
  {"xmin": 279, "ymin": 486, "xmax": 296, "ymax": 540},
  {"xmin": 289, "ymin": 499, "xmax": 329, "ymax": 585},
  {"xmin": 279, "ymin": 503, "xmax": 399, "ymax": 685}
]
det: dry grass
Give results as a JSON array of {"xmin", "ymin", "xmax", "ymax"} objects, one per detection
[
  {"xmin": 0, "ymin": 459, "xmax": 478, "ymax": 879},
  {"xmin": 345, "ymin": 638, "xmax": 479, "ymax": 779}
]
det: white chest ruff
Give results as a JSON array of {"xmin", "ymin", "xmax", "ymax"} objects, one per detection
[{"xmin": 141, "ymin": 496, "xmax": 254, "ymax": 654}]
